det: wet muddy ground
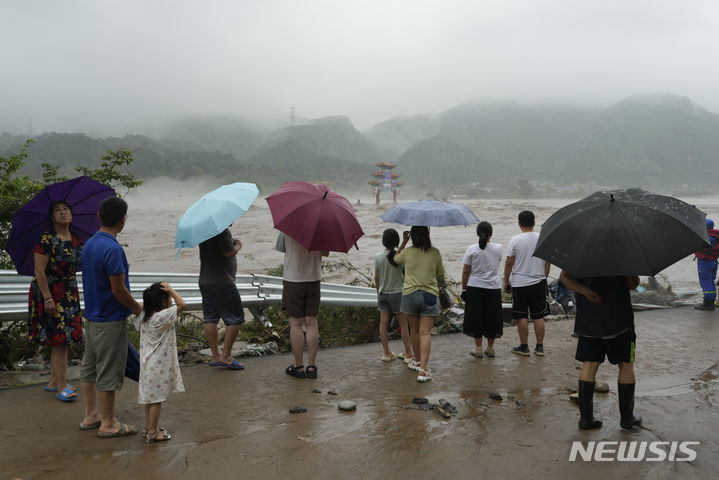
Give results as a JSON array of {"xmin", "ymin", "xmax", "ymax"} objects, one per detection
[{"xmin": 2, "ymin": 306, "xmax": 718, "ymax": 479}]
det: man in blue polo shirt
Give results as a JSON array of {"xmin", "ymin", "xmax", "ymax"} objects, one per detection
[{"xmin": 79, "ymin": 197, "xmax": 143, "ymax": 438}]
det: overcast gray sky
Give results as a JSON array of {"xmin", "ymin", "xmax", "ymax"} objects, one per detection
[{"xmin": 2, "ymin": 0, "xmax": 719, "ymax": 135}]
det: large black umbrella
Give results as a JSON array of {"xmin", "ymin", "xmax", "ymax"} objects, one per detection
[{"xmin": 533, "ymin": 188, "xmax": 710, "ymax": 277}]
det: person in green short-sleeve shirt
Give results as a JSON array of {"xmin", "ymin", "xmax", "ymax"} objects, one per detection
[{"xmin": 394, "ymin": 226, "xmax": 445, "ymax": 383}]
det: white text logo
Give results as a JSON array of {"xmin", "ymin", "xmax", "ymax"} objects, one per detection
[{"xmin": 568, "ymin": 441, "xmax": 699, "ymax": 462}]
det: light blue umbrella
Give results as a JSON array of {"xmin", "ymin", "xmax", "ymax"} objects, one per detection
[
  {"xmin": 175, "ymin": 182, "xmax": 259, "ymax": 248},
  {"xmin": 380, "ymin": 200, "xmax": 479, "ymax": 227}
]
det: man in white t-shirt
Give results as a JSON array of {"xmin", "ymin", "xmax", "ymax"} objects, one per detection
[
  {"xmin": 503, "ymin": 211, "xmax": 551, "ymax": 356},
  {"xmin": 275, "ymin": 232, "xmax": 329, "ymax": 379}
]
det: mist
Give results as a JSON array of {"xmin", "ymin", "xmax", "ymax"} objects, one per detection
[{"xmin": 2, "ymin": 0, "xmax": 719, "ymax": 135}]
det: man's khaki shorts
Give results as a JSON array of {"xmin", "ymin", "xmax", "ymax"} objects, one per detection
[{"xmin": 80, "ymin": 319, "xmax": 128, "ymax": 391}]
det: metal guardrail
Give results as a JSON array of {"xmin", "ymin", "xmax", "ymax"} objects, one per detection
[{"xmin": 0, "ymin": 270, "xmax": 378, "ymax": 322}]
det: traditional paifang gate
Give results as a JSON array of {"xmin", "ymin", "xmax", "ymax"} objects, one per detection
[{"xmin": 369, "ymin": 162, "xmax": 403, "ymax": 205}]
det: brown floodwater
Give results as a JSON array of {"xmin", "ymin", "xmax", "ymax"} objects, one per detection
[
  {"xmin": 2, "ymin": 307, "xmax": 718, "ymax": 479},
  {"xmin": 119, "ymin": 179, "xmax": 719, "ymax": 292}
]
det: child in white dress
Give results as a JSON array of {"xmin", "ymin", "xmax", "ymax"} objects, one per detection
[{"xmin": 135, "ymin": 282, "xmax": 187, "ymax": 443}]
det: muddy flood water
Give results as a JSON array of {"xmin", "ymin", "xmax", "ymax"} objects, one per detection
[
  {"xmin": 118, "ymin": 179, "xmax": 719, "ymax": 291},
  {"xmin": 2, "ymin": 307, "xmax": 719, "ymax": 479}
]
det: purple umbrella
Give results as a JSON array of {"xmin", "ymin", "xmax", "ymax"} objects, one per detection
[{"xmin": 5, "ymin": 176, "xmax": 116, "ymax": 276}]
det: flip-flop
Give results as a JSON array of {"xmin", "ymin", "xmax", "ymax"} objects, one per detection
[
  {"xmin": 208, "ymin": 361, "xmax": 221, "ymax": 367},
  {"xmin": 217, "ymin": 359, "xmax": 245, "ymax": 370},
  {"xmin": 79, "ymin": 420, "xmax": 101, "ymax": 430},
  {"xmin": 44, "ymin": 384, "xmax": 77, "ymax": 392},
  {"xmin": 97, "ymin": 423, "xmax": 138, "ymax": 438},
  {"xmin": 142, "ymin": 427, "xmax": 168, "ymax": 438},
  {"xmin": 55, "ymin": 386, "xmax": 79, "ymax": 402},
  {"xmin": 145, "ymin": 430, "xmax": 172, "ymax": 443}
]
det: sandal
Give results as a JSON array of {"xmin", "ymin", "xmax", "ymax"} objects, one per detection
[
  {"xmin": 145, "ymin": 430, "xmax": 172, "ymax": 443},
  {"xmin": 306, "ymin": 365, "xmax": 318, "ymax": 379},
  {"xmin": 286, "ymin": 364, "xmax": 306, "ymax": 378},
  {"xmin": 142, "ymin": 427, "xmax": 168, "ymax": 439},
  {"xmin": 55, "ymin": 385, "xmax": 79, "ymax": 402},
  {"xmin": 398, "ymin": 353, "xmax": 414, "ymax": 364},
  {"xmin": 407, "ymin": 360, "xmax": 421, "ymax": 372},
  {"xmin": 417, "ymin": 368, "xmax": 432, "ymax": 383},
  {"xmin": 97, "ymin": 423, "xmax": 138, "ymax": 438},
  {"xmin": 381, "ymin": 352, "xmax": 397, "ymax": 362}
]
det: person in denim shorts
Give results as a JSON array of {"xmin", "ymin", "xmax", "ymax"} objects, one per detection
[
  {"xmin": 395, "ymin": 226, "xmax": 445, "ymax": 382},
  {"xmin": 374, "ymin": 229, "xmax": 412, "ymax": 363}
]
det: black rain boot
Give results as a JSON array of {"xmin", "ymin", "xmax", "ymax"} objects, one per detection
[
  {"xmin": 578, "ymin": 380, "xmax": 602, "ymax": 430},
  {"xmin": 618, "ymin": 382, "xmax": 643, "ymax": 429},
  {"xmin": 694, "ymin": 300, "xmax": 715, "ymax": 311}
]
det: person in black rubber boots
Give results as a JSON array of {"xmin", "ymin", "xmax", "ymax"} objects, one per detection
[{"xmin": 559, "ymin": 271, "xmax": 643, "ymax": 430}]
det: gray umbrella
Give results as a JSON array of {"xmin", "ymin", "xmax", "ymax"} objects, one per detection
[
  {"xmin": 533, "ymin": 188, "xmax": 710, "ymax": 277},
  {"xmin": 380, "ymin": 200, "xmax": 479, "ymax": 227}
]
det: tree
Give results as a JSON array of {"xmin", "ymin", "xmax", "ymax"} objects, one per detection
[
  {"xmin": 74, "ymin": 148, "xmax": 143, "ymax": 197},
  {"xmin": 0, "ymin": 140, "xmax": 42, "ymax": 269},
  {"xmin": 1, "ymin": 140, "xmax": 143, "ymax": 269},
  {"xmin": 517, "ymin": 179, "xmax": 534, "ymax": 199}
]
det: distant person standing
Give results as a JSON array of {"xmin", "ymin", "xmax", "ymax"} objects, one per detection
[
  {"xmin": 503, "ymin": 211, "xmax": 550, "ymax": 356},
  {"xmin": 79, "ymin": 196, "xmax": 142, "ymax": 437},
  {"xmin": 694, "ymin": 218, "xmax": 719, "ymax": 311},
  {"xmin": 559, "ymin": 271, "xmax": 643, "ymax": 430},
  {"xmin": 276, "ymin": 232, "xmax": 328, "ymax": 379},
  {"xmin": 199, "ymin": 227, "xmax": 246, "ymax": 370}
]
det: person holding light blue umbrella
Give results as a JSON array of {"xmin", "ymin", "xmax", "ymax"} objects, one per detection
[
  {"xmin": 175, "ymin": 182, "xmax": 259, "ymax": 370},
  {"xmin": 175, "ymin": 182, "xmax": 259, "ymax": 249}
]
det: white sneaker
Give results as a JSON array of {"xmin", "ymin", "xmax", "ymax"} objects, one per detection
[
  {"xmin": 484, "ymin": 347, "xmax": 495, "ymax": 357},
  {"xmin": 469, "ymin": 348, "xmax": 483, "ymax": 358}
]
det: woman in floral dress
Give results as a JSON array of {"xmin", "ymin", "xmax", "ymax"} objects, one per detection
[{"xmin": 28, "ymin": 201, "xmax": 83, "ymax": 401}]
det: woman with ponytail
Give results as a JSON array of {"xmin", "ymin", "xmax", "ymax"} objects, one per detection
[
  {"xmin": 374, "ymin": 229, "xmax": 413, "ymax": 363},
  {"xmin": 460, "ymin": 221, "xmax": 503, "ymax": 358}
]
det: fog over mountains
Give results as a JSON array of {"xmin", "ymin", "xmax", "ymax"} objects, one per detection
[{"xmin": 2, "ymin": 93, "xmax": 718, "ymax": 195}]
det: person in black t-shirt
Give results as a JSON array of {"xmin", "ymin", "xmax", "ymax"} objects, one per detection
[
  {"xmin": 198, "ymin": 228, "xmax": 245, "ymax": 370},
  {"xmin": 559, "ymin": 271, "xmax": 643, "ymax": 431}
]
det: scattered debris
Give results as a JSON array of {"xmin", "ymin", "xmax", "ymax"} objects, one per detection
[
  {"xmin": 328, "ymin": 390, "xmax": 339, "ymax": 396},
  {"xmin": 311, "ymin": 388, "xmax": 322, "ymax": 394},
  {"xmin": 437, "ymin": 399, "xmax": 457, "ymax": 414},
  {"xmin": 595, "ymin": 381, "xmax": 610, "ymax": 393},
  {"xmin": 516, "ymin": 401, "xmax": 527, "ymax": 407},
  {"xmin": 403, "ymin": 398, "xmax": 458, "ymax": 418},
  {"xmin": 289, "ymin": 406, "xmax": 307, "ymax": 414},
  {"xmin": 244, "ymin": 341, "xmax": 281, "ymax": 356},
  {"xmin": 444, "ymin": 307, "xmax": 465, "ymax": 327},
  {"xmin": 489, "ymin": 393, "xmax": 502, "ymax": 401}
]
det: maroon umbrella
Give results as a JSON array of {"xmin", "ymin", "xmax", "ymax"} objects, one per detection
[
  {"xmin": 5, "ymin": 176, "xmax": 116, "ymax": 276},
  {"xmin": 265, "ymin": 181, "xmax": 364, "ymax": 253}
]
